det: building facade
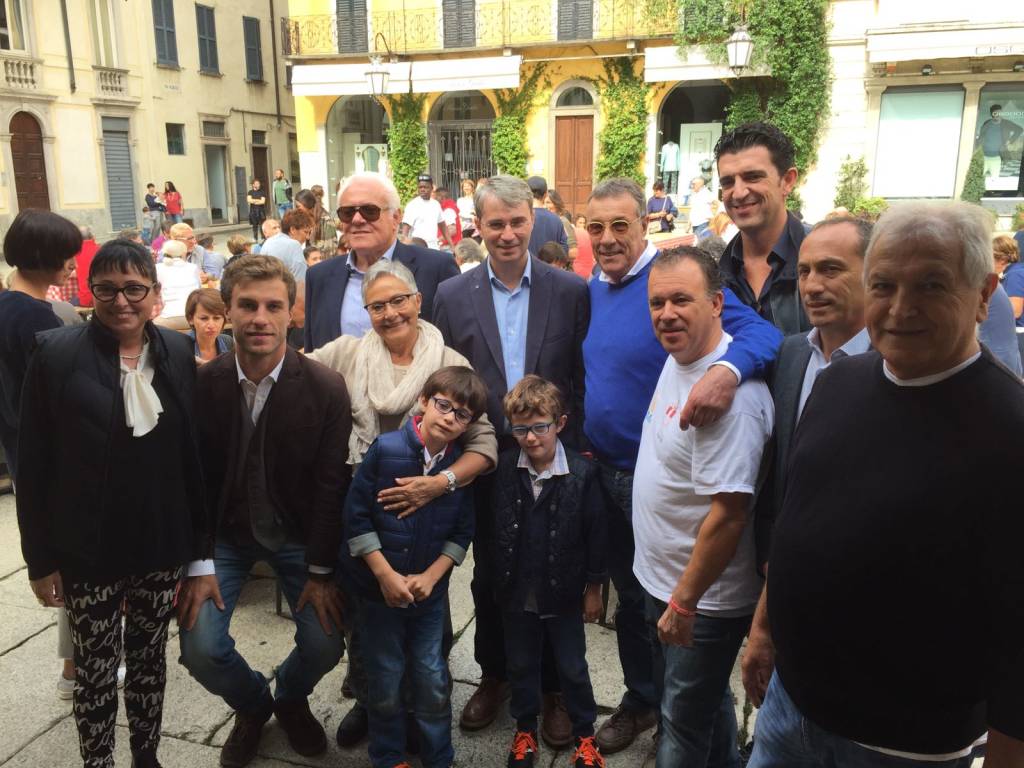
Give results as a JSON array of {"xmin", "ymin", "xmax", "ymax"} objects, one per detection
[
  {"xmin": 0, "ymin": 0, "xmax": 297, "ymax": 237},
  {"xmin": 284, "ymin": 0, "xmax": 1023, "ymax": 224}
]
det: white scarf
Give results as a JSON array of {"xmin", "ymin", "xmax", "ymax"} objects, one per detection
[
  {"xmin": 348, "ymin": 320, "xmax": 446, "ymax": 464},
  {"xmin": 119, "ymin": 342, "xmax": 163, "ymax": 437}
]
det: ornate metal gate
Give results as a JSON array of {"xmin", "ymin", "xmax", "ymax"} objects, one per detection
[{"xmin": 428, "ymin": 120, "xmax": 496, "ymax": 194}]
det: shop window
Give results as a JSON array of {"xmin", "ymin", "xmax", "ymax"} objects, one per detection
[
  {"xmin": 977, "ymin": 85, "xmax": 1024, "ymax": 198},
  {"xmin": 873, "ymin": 87, "xmax": 964, "ymax": 199}
]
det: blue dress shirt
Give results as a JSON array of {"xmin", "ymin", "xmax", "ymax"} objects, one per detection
[
  {"xmin": 340, "ymin": 240, "xmax": 398, "ymax": 338},
  {"xmin": 487, "ymin": 257, "xmax": 531, "ymax": 392}
]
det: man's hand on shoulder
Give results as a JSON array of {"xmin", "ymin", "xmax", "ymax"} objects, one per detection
[{"xmin": 679, "ymin": 364, "xmax": 739, "ymax": 430}]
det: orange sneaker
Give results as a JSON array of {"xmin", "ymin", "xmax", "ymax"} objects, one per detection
[
  {"xmin": 508, "ymin": 729, "xmax": 539, "ymax": 767},
  {"xmin": 572, "ymin": 735, "xmax": 605, "ymax": 767}
]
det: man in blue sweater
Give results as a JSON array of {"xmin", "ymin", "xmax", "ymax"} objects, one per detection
[{"xmin": 582, "ymin": 178, "xmax": 782, "ymax": 755}]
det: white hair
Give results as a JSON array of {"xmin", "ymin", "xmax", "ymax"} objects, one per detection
[
  {"xmin": 339, "ymin": 171, "xmax": 401, "ymax": 212},
  {"xmin": 865, "ymin": 201, "xmax": 994, "ymax": 289},
  {"xmin": 362, "ymin": 258, "xmax": 418, "ymax": 302}
]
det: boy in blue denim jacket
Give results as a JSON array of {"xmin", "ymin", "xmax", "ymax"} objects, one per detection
[{"xmin": 344, "ymin": 366, "xmax": 487, "ymax": 768}]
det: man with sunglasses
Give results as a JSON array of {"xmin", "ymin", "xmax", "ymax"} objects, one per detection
[
  {"xmin": 304, "ymin": 171, "xmax": 459, "ymax": 352},
  {"xmin": 432, "ymin": 175, "xmax": 590, "ymax": 748},
  {"xmin": 582, "ymin": 177, "xmax": 782, "ymax": 756}
]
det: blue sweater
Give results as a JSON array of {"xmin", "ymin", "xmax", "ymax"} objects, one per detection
[{"xmin": 583, "ymin": 256, "xmax": 783, "ymax": 470}]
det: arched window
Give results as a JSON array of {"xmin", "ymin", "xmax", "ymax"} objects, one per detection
[{"xmin": 556, "ymin": 86, "xmax": 593, "ymax": 108}]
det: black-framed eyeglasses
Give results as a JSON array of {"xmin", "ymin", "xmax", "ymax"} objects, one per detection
[
  {"xmin": 364, "ymin": 293, "xmax": 415, "ymax": 316},
  {"xmin": 338, "ymin": 204, "xmax": 391, "ymax": 223},
  {"xmin": 510, "ymin": 422, "xmax": 555, "ymax": 438},
  {"xmin": 431, "ymin": 396, "xmax": 473, "ymax": 425},
  {"xmin": 90, "ymin": 283, "xmax": 153, "ymax": 303},
  {"xmin": 585, "ymin": 217, "xmax": 641, "ymax": 237}
]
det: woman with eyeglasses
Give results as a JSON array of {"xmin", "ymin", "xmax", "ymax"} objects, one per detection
[
  {"xmin": 16, "ymin": 239, "xmax": 208, "ymax": 768},
  {"xmin": 307, "ymin": 257, "xmax": 496, "ymax": 746}
]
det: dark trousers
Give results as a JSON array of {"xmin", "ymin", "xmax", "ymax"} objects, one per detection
[
  {"xmin": 471, "ymin": 474, "xmax": 560, "ymax": 691},
  {"xmin": 504, "ymin": 610, "xmax": 597, "ymax": 738},
  {"xmin": 597, "ymin": 460, "xmax": 659, "ymax": 713},
  {"xmin": 64, "ymin": 568, "xmax": 182, "ymax": 768}
]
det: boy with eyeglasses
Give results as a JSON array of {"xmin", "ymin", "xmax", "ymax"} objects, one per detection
[
  {"xmin": 344, "ymin": 365, "xmax": 487, "ymax": 768},
  {"xmin": 492, "ymin": 375, "xmax": 607, "ymax": 768}
]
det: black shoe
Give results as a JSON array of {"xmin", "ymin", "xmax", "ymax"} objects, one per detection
[
  {"xmin": 273, "ymin": 697, "xmax": 327, "ymax": 757},
  {"xmin": 220, "ymin": 699, "xmax": 273, "ymax": 768},
  {"xmin": 131, "ymin": 754, "xmax": 162, "ymax": 768},
  {"xmin": 336, "ymin": 702, "xmax": 369, "ymax": 748},
  {"xmin": 405, "ymin": 711, "xmax": 420, "ymax": 755},
  {"xmin": 341, "ymin": 672, "xmax": 354, "ymax": 699},
  {"xmin": 507, "ymin": 730, "xmax": 539, "ymax": 767}
]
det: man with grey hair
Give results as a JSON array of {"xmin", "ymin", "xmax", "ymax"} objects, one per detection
[
  {"xmin": 304, "ymin": 171, "xmax": 458, "ymax": 352},
  {"xmin": 747, "ymin": 201, "xmax": 1024, "ymax": 767},
  {"xmin": 582, "ymin": 176, "xmax": 781, "ymax": 754},
  {"xmin": 433, "ymin": 174, "xmax": 590, "ymax": 747}
]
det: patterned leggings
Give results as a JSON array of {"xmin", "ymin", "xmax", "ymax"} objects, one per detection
[{"xmin": 64, "ymin": 569, "xmax": 182, "ymax": 768}]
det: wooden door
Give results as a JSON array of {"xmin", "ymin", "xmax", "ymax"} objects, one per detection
[
  {"xmin": 10, "ymin": 112, "xmax": 50, "ymax": 212},
  {"xmin": 555, "ymin": 115, "xmax": 593, "ymax": 218},
  {"xmin": 252, "ymin": 145, "xmax": 270, "ymax": 192}
]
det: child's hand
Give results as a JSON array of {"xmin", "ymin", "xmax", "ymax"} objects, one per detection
[
  {"xmin": 405, "ymin": 573, "xmax": 437, "ymax": 602},
  {"xmin": 378, "ymin": 569, "xmax": 415, "ymax": 608},
  {"xmin": 583, "ymin": 583, "xmax": 603, "ymax": 623}
]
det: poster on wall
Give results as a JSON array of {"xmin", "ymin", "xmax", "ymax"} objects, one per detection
[{"xmin": 976, "ymin": 86, "xmax": 1024, "ymax": 197}]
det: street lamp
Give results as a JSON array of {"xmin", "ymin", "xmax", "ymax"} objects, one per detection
[
  {"xmin": 726, "ymin": 23, "xmax": 754, "ymax": 76},
  {"xmin": 365, "ymin": 54, "xmax": 389, "ymax": 99}
]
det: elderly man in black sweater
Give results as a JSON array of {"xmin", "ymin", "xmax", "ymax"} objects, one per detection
[{"xmin": 745, "ymin": 200, "xmax": 1024, "ymax": 768}]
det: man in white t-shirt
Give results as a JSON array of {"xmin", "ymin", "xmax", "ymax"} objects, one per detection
[
  {"xmin": 688, "ymin": 176, "xmax": 715, "ymax": 237},
  {"xmin": 632, "ymin": 245, "xmax": 773, "ymax": 767},
  {"xmin": 401, "ymin": 174, "xmax": 452, "ymax": 251}
]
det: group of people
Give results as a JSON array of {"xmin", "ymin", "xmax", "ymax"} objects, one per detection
[{"xmin": 2, "ymin": 119, "xmax": 1023, "ymax": 768}]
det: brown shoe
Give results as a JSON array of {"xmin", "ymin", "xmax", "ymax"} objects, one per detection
[
  {"xmin": 219, "ymin": 703, "xmax": 272, "ymax": 768},
  {"xmin": 540, "ymin": 692, "xmax": 573, "ymax": 748},
  {"xmin": 459, "ymin": 677, "xmax": 510, "ymax": 730},
  {"xmin": 273, "ymin": 697, "xmax": 327, "ymax": 757},
  {"xmin": 594, "ymin": 705, "xmax": 658, "ymax": 755}
]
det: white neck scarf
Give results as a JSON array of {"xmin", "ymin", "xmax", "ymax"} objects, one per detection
[
  {"xmin": 120, "ymin": 342, "xmax": 164, "ymax": 437},
  {"xmin": 347, "ymin": 320, "xmax": 446, "ymax": 465}
]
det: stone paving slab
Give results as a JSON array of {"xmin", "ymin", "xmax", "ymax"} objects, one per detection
[
  {"xmin": 0, "ymin": 503, "xmax": 25, "ymax": 580},
  {"xmin": 0, "ymin": 603, "xmax": 55, "ymax": 656}
]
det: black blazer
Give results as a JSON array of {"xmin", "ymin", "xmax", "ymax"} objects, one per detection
[
  {"xmin": 303, "ymin": 240, "xmax": 459, "ymax": 351},
  {"xmin": 432, "ymin": 257, "xmax": 590, "ymax": 449},
  {"xmin": 194, "ymin": 348, "xmax": 353, "ymax": 569}
]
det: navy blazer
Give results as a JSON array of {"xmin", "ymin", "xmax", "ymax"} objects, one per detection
[
  {"xmin": 303, "ymin": 240, "xmax": 459, "ymax": 352},
  {"xmin": 432, "ymin": 257, "xmax": 590, "ymax": 450},
  {"xmin": 527, "ymin": 208, "xmax": 569, "ymax": 256}
]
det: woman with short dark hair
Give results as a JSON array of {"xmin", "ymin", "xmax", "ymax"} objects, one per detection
[
  {"xmin": 0, "ymin": 209, "xmax": 81, "ymax": 479},
  {"xmin": 185, "ymin": 287, "xmax": 234, "ymax": 363},
  {"xmin": 16, "ymin": 239, "xmax": 208, "ymax": 768}
]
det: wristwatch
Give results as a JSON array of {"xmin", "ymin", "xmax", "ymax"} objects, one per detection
[{"xmin": 441, "ymin": 469, "xmax": 458, "ymax": 494}]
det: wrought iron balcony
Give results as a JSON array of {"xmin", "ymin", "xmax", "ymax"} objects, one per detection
[{"xmin": 281, "ymin": 0, "xmax": 677, "ymax": 57}]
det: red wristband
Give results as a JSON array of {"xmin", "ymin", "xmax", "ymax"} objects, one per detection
[{"xmin": 669, "ymin": 598, "xmax": 696, "ymax": 617}]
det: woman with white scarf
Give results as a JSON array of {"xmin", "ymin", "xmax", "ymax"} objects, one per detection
[
  {"xmin": 16, "ymin": 240, "xmax": 208, "ymax": 768},
  {"xmin": 308, "ymin": 258, "xmax": 497, "ymax": 747}
]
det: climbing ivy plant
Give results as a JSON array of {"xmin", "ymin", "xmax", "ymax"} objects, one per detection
[
  {"xmin": 492, "ymin": 64, "xmax": 550, "ymax": 177},
  {"xmin": 383, "ymin": 90, "xmax": 429, "ymax": 204},
  {"xmin": 591, "ymin": 58, "xmax": 650, "ymax": 185},
  {"xmin": 672, "ymin": 0, "xmax": 832, "ymax": 208}
]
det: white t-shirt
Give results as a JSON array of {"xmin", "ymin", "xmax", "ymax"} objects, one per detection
[
  {"xmin": 689, "ymin": 186, "xmax": 714, "ymax": 228},
  {"xmin": 457, "ymin": 196, "xmax": 475, "ymax": 229},
  {"xmin": 402, "ymin": 196, "xmax": 444, "ymax": 249},
  {"xmin": 156, "ymin": 258, "xmax": 201, "ymax": 318},
  {"xmin": 632, "ymin": 333, "xmax": 773, "ymax": 615}
]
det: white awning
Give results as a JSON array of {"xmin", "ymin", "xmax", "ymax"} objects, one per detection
[
  {"xmin": 866, "ymin": 23, "xmax": 1024, "ymax": 63},
  {"xmin": 643, "ymin": 45, "xmax": 767, "ymax": 83},
  {"xmin": 291, "ymin": 55, "xmax": 523, "ymax": 96}
]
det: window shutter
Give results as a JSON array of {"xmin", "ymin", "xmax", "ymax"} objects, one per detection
[
  {"xmin": 336, "ymin": 0, "xmax": 368, "ymax": 53},
  {"xmin": 243, "ymin": 17, "xmax": 263, "ymax": 81},
  {"xmin": 443, "ymin": 0, "xmax": 475, "ymax": 48}
]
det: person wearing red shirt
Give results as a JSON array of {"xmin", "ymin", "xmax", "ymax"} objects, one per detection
[
  {"xmin": 74, "ymin": 226, "xmax": 100, "ymax": 307},
  {"xmin": 164, "ymin": 181, "xmax": 184, "ymax": 223}
]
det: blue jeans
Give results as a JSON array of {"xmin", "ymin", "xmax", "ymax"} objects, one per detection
[
  {"xmin": 277, "ymin": 202, "xmax": 292, "ymax": 219},
  {"xmin": 646, "ymin": 594, "xmax": 750, "ymax": 768},
  {"xmin": 362, "ymin": 598, "xmax": 453, "ymax": 768},
  {"xmin": 598, "ymin": 461, "xmax": 659, "ymax": 713},
  {"xmin": 748, "ymin": 674, "xmax": 976, "ymax": 768},
  {"xmin": 168, "ymin": 213, "xmax": 183, "ymax": 224},
  {"xmin": 693, "ymin": 222, "xmax": 710, "ymax": 238},
  {"xmin": 504, "ymin": 610, "xmax": 597, "ymax": 737},
  {"xmin": 178, "ymin": 541, "xmax": 345, "ymax": 714}
]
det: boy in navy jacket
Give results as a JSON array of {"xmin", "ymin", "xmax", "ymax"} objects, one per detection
[
  {"xmin": 492, "ymin": 375, "xmax": 608, "ymax": 768},
  {"xmin": 345, "ymin": 366, "xmax": 487, "ymax": 768}
]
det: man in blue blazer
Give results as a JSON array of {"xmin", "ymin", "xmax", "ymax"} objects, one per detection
[
  {"xmin": 303, "ymin": 172, "xmax": 459, "ymax": 351},
  {"xmin": 432, "ymin": 175, "xmax": 589, "ymax": 745}
]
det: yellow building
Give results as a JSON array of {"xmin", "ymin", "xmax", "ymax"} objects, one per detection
[
  {"xmin": 286, "ymin": 0, "xmax": 1023, "ymax": 221},
  {"xmin": 0, "ymin": 0, "xmax": 297, "ymax": 236}
]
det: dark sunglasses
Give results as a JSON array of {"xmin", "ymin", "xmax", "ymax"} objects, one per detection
[
  {"xmin": 337, "ymin": 204, "xmax": 391, "ymax": 223},
  {"xmin": 585, "ymin": 217, "xmax": 642, "ymax": 237}
]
